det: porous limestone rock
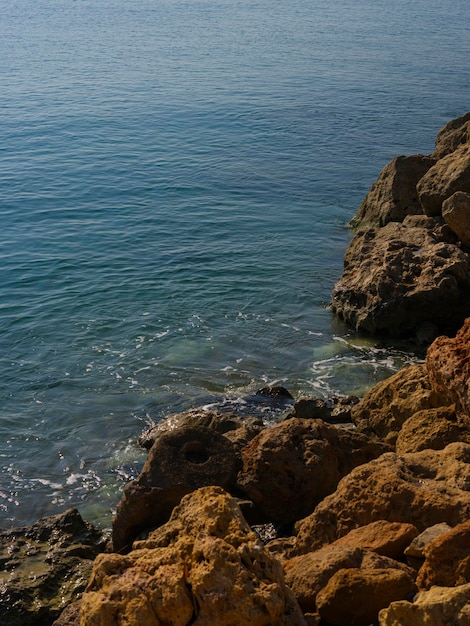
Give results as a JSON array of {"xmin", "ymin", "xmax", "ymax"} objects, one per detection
[
  {"xmin": 112, "ymin": 426, "xmax": 239, "ymax": 553},
  {"xmin": 442, "ymin": 191, "xmax": 470, "ymax": 248},
  {"xmin": 0, "ymin": 509, "xmax": 104, "ymax": 626},
  {"xmin": 294, "ymin": 443, "xmax": 470, "ymax": 555},
  {"xmin": 236, "ymin": 418, "xmax": 389, "ymax": 525},
  {"xmin": 417, "ymin": 144, "xmax": 470, "ymax": 216},
  {"xmin": 433, "ymin": 111, "xmax": 470, "ymax": 158},
  {"xmin": 379, "ymin": 583, "xmax": 470, "ymax": 626},
  {"xmin": 426, "ymin": 317, "xmax": 470, "ymax": 417},
  {"xmin": 416, "ymin": 520, "xmax": 470, "ymax": 590},
  {"xmin": 331, "ymin": 519, "xmax": 419, "ymax": 560},
  {"xmin": 395, "ymin": 405, "xmax": 470, "ymax": 454},
  {"xmin": 351, "ymin": 364, "xmax": 445, "ymax": 446},
  {"xmin": 350, "ymin": 154, "xmax": 435, "ymax": 229},
  {"xmin": 331, "ymin": 221, "xmax": 470, "ymax": 336},
  {"xmin": 316, "ymin": 568, "xmax": 417, "ymax": 626},
  {"xmin": 81, "ymin": 486, "xmax": 307, "ymax": 626}
]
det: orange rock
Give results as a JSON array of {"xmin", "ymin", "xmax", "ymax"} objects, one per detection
[{"xmin": 332, "ymin": 519, "xmax": 419, "ymax": 560}]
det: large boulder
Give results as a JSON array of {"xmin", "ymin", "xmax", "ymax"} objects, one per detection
[
  {"xmin": 0, "ymin": 509, "xmax": 104, "ymax": 626},
  {"xmin": 350, "ymin": 155, "xmax": 435, "ymax": 229},
  {"xmin": 442, "ymin": 191, "xmax": 470, "ymax": 248},
  {"xmin": 331, "ymin": 221, "xmax": 470, "ymax": 336},
  {"xmin": 81, "ymin": 486, "xmax": 307, "ymax": 626},
  {"xmin": 433, "ymin": 111, "xmax": 470, "ymax": 158},
  {"xmin": 426, "ymin": 317, "xmax": 470, "ymax": 416},
  {"xmin": 351, "ymin": 364, "xmax": 445, "ymax": 446},
  {"xmin": 379, "ymin": 583, "xmax": 470, "ymax": 626},
  {"xmin": 294, "ymin": 443, "xmax": 470, "ymax": 555},
  {"xmin": 236, "ymin": 418, "xmax": 389, "ymax": 525},
  {"xmin": 112, "ymin": 426, "xmax": 240, "ymax": 553}
]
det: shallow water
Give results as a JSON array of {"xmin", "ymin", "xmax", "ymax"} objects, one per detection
[{"xmin": 1, "ymin": 0, "xmax": 469, "ymax": 528}]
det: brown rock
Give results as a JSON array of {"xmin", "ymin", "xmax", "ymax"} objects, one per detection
[
  {"xmin": 395, "ymin": 405, "xmax": 470, "ymax": 454},
  {"xmin": 236, "ymin": 418, "xmax": 389, "ymax": 525},
  {"xmin": 294, "ymin": 443, "xmax": 470, "ymax": 555},
  {"xmin": 316, "ymin": 568, "xmax": 417, "ymax": 626},
  {"xmin": 404, "ymin": 522, "xmax": 452, "ymax": 558},
  {"xmin": 427, "ymin": 317, "xmax": 470, "ymax": 416},
  {"xmin": 417, "ymin": 144, "xmax": 470, "ymax": 216},
  {"xmin": 331, "ymin": 222, "xmax": 470, "ymax": 336},
  {"xmin": 416, "ymin": 520, "xmax": 470, "ymax": 589},
  {"xmin": 81, "ymin": 486, "xmax": 307, "ymax": 626},
  {"xmin": 442, "ymin": 191, "xmax": 470, "ymax": 248},
  {"xmin": 379, "ymin": 583, "xmax": 470, "ymax": 626},
  {"xmin": 112, "ymin": 426, "xmax": 240, "ymax": 553},
  {"xmin": 350, "ymin": 155, "xmax": 435, "ymax": 229},
  {"xmin": 332, "ymin": 519, "xmax": 419, "ymax": 560},
  {"xmin": 351, "ymin": 364, "xmax": 445, "ymax": 446},
  {"xmin": 433, "ymin": 111, "xmax": 470, "ymax": 159}
]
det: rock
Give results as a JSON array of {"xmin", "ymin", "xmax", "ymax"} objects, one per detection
[
  {"xmin": 254, "ymin": 385, "xmax": 294, "ymax": 399},
  {"xmin": 433, "ymin": 111, "xmax": 470, "ymax": 158},
  {"xmin": 379, "ymin": 583, "xmax": 470, "ymax": 626},
  {"xmin": 236, "ymin": 418, "xmax": 390, "ymax": 525},
  {"xmin": 417, "ymin": 144, "xmax": 470, "ymax": 216},
  {"xmin": 395, "ymin": 405, "xmax": 470, "ymax": 454},
  {"xmin": 294, "ymin": 443, "xmax": 470, "ymax": 555},
  {"xmin": 351, "ymin": 364, "xmax": 445, "ymax": 446},
  {"xmin": 427, "ymin": 317, "xmax": 470, "ymax": 416},
  {"xmin": 139, "ymin": 409, "xmax": 264, "ymax": 450},
  {"xmin": 350, "ymin": 155, "xmax": 436, "ymax": 229},
  {"xmin": 416, "ymin": 520, "xmax": 470, "ymax": 589},
  {"xmin": 332, "ymin": 520, "xmax": 419, "ymax": 560},
  {"xmin": 286, "ymin": 395, "xmax": 358, "ymax": 424},
  {"xmin": 316, "ymin": 567, "xmax": 417, "ymax": 626},
  {"xmin": 51, "ymin": 601, "xmax": 82, "ymax": 626},
  {"xmin": 404, "ymin": 522, "xmax": 452, "ymax": 559},
  {"xmin": 442, "ymin": 191, "xmax": 470, "ymax": 248},
  {"xmin": 331, "ymin": 221, "xmax": 470, "ymax": 336},
  {"xmin": 0, "ymin": 509, "xmax": 104, "ymax": 626},
  {"xmin": 112, "ymin": 426, "xmax": 240, "ymax": 553},
  {"xmin": 81, "ymin": 486, "xmax": 307, "ymax": 626}
]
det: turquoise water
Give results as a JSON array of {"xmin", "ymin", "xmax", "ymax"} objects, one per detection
[{"xmin": 1, "ymin": 0, "xmax": 469, "ymax": 528}]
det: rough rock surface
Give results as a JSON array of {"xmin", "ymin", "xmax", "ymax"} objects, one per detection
[
  {"xmin": 81, "ymin": 486, "xmax": 306, "ymax": 626},
  {"xmin": 404, "ymin": 522, "xmax": 452, "ymax": 559},
  {"xmin": 442, "ymin": 191, "xmax": 470, "ymax": 248},
  {"xmin": 426, "ymin": 317, "xmax": 470, "ymax": 416},
  {"xmin": 331, "ymin": 221, "xmax": 470, "ymax": 336},
  {"xmin": 416, "ymin": 520, "xmax": 470, "ymax": 590},
  {"xmin": 350, "ymin": 155, "xmax": 435, "ymax": 229},
  {"xmin": 433, "ymin": 111, "xmax": 470, "ymax": 158},
  {"xmin": 294, "ymin": 443, "xmax": 470, "ymax": 555},
  {"xmin": 379, "ymin": 583, "xmax": 470, "ymax": 626},
  {"xmin": 285, "ymin": 395, "xmax": 358, "ymax": 424},
  {"xmin": 331, "ymin": 519, "xmax": 419, "ymax": 560},
  {"xmin": 417, "ymin": 144, "xmax": 470, "ymax": 216},
  {"xmin": 315, "ymin": 567, "xmax": 417, "ymax": 626},
  {"xmin": 395, "ymin": 405, "xmax": 470, "ymax": 453},
  {"xmin": 0, "ymin": 509, "xmax": 104, "ymax": 626},
  {"xmin": 236, "ymin": 418, "xmax": 389, "ymax": 525},
  {"xmin": 112, "ymin": 426, "xmax": 239, "ymax": 553},
  {"xmin": 351, "ymin": 364, "xmax": 445, "ymax": 446}
]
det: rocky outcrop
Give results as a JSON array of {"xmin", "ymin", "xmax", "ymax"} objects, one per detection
[
  {"xmin": 236, "ymin": 418, "xmax": 389, "ymax": 525},
  {"xmin": 0, "ymin": 509, "xmax": 104, "ymax": 626},
  {"xmin": 332, "ymin": 112, "xmax": 470, "ymax": 338},
  {"xmin": 81, "ymin": 486, "xmax": 306, "ymax": 626}
]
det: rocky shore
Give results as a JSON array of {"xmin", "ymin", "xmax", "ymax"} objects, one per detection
[{"xmin": 2, "ymin": 113, "xmax": 470, "ymax": 626}]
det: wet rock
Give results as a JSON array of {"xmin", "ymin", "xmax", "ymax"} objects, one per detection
[
  {"xmin": 82, "ymin": 486, "xmax": 307, "ymax": 626},
  {"xmin": 395, "ymin": 405, "xmax": 470, "ymax": 454},
  {"xmin": 236, "ymin": 418, "xmax": 390, "ymax": 525},
  {"xmin": 331, "ymin": 519, "xmax": 419, "ymax": 560},
  {"xmin": 350, "ymin": 154, "xmax": 435, "ymax": 229},
  {"xmin": 433, "ymin": 111, "xmax": 470, "ymax": 159},
  {"xmin": 442, "ymin": 191, "xmax": 470, "ymax": 248},
  {"xmin": 254, "ymin": 385, "xmax": 294, "ymax": 399},
  {"xmin": 426, "ymin": 317, "xmax": 470, "ymax": 416},
  {"xmin": 379, "ymin": 583, "xmax": 470, "ymax": 626},
  {"xmin": 316, "ymin": 567, "xmax": 417, "ymax": 626},
  {"xmin": 294, "ymin": 443, "xmax": 470, "ymax": 555},
  {"xmin": 351, "ymin": 364, "xmax": 445, "ymax": 446},
  {"xmin": 285, "ymin": 395, "xmax": 358, "ymax": 424},
  {"xmin": 416, "ymin": 520, "xmax": 470, "ymax": 589},
  {"xmin": 417, "ymin": 144, "xmax": 470, "ymax": 216},
  {"xmin": 0, "ymin": 508, "xmax": 105, "ymax": 626},
  {"xmin": 112, "ymin": 426, "xmax": 240, "ymax": 553},
  {"xmin": 331, "ymin": 221, "xmax": 470, "ymax": 337}
]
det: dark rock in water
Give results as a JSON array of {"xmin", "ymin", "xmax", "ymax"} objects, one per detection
[
  {"xmin": 0, "ymin": 508, "xmax": 105, "ymax": 626},
  {"xmin": 236, "ymin": 418, "xmax": 390, "ymax": 525},
  {"xmin": 112, "ymin": 426, "xmax": 240, "ymax": 553},
  {"xmin": 285, "ymin": 395, "xmax": 359, "ymax": 424},
  {"xmin": 254, "ymin": 385, "xmax": 294, "ymax": 399}
]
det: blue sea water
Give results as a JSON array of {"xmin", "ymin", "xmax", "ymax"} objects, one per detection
[{"xmin": 1, "ymin": 0, "xmax": 469, "ymax": 529}]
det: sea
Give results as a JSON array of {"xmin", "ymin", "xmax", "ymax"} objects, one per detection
[{"xmin": 1, "ymin": 0, "xmax": 469, "ymax": 530}]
